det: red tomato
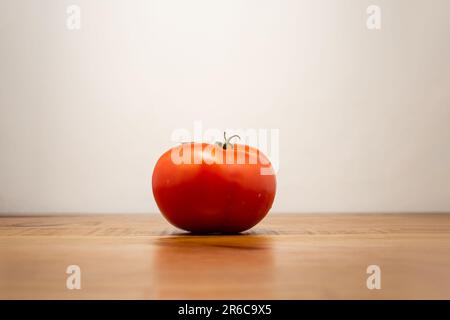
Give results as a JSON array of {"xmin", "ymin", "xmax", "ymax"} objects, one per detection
[{"xmin": 152, "ymin": 138, "xmax": 276, "ymax": 233}]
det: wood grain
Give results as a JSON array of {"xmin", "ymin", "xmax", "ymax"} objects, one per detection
[{"xmin": 0, "ymin": 213, "xmax": 449, "ymax": 299}]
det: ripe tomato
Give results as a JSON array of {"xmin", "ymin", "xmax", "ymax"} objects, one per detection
[{"xmin": 152, "ymin": 136, "xmax": 276, "ymax": 233}]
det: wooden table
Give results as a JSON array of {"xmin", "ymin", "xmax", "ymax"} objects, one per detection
[{"xmin": 0, "ymin": 213, "xmax": 449, "ymax": 299}]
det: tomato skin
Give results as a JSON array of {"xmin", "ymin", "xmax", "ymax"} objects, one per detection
[{"xmin": 152, "ymin": 143, "xmax": 276, "ymax": 233}]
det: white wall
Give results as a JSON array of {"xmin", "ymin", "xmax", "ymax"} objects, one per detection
[{"xmin": 1, "ymin": 0, "xmax": 449, "ymax": 213}]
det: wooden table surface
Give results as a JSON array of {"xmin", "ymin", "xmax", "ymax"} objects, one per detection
[{"xmin": 0, "ymin": 213, "xmax": 449, "ymax": 299}]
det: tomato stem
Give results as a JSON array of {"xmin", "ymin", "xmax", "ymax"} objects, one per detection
[{"xmin": 216, "ymin": 132, "xmax": 241, "ymax": 149}]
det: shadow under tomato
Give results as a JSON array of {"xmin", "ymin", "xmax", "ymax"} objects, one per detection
[{"xmin": 150, "ymin": 234, "xmax": 276, "ymax": 299}]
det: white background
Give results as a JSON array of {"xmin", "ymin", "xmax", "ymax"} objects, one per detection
[{"xmin": 1, "ymin": 0, "xmax": 449, "ymax": 213}]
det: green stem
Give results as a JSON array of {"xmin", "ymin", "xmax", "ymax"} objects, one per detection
[{"xmin": 216, "ymin": 132, "xmax": 241, "ymax": 149}]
